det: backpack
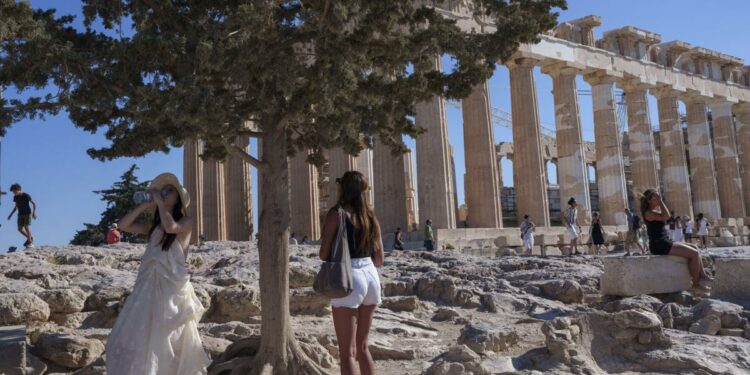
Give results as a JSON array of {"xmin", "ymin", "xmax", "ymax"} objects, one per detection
[{"xmin": 632, "ymin": 215, "xmax": 641, "ymax": 231}]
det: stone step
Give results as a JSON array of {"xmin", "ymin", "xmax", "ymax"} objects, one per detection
[
  {"xmin": 600, "ymin": 255, "xmax": 692, "ymax": 296},
  {"xmin": 0, "ymin": 325, "xmax": 45, "ymax": 375},
  {"xmin": 0, "ymin": 325, "xmax": 28, "ymax": 374}
]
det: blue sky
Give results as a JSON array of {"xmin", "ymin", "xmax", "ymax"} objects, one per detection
[{"xmin": 2, "ymin": 0, "xmax": 749, "ymax": 251}]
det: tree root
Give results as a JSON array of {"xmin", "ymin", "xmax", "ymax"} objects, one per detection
[{"xmin": 209, "ymin": 335, "xmax": 332, "ymax": 375}]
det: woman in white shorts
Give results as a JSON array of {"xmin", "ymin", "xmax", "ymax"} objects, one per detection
[{"xmin": 320, "ymin": 171, "xmax": 385, "ymax": 375}]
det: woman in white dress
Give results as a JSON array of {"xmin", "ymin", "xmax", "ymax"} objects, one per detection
[{"xmin": 106, "ymin": 173, "xmax": 210, "ymax": 375}]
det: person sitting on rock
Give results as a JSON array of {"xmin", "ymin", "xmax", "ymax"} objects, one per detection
[
  {"xmin": 320, "ymin": 171, "xmax": 384, "ymax": 375},
  {"xmin": 640, "ymin": 189, "xmax": 712, "ymax": 291}
]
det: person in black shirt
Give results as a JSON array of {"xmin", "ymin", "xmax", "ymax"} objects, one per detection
[
  {"xmin": 7, "ymin": 183, "xmax": 37, "ymax": 247},
  {"xmin": 640, "ymin": 189, "xmax": 711, "ymax": 291}
]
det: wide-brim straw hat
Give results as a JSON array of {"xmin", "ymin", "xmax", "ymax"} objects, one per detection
[{"xmin": 149, "ymin": 172, "xmax": 190, "ymax": 214}]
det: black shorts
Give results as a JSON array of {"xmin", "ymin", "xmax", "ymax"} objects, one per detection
[
  {"xmin": 650, "ymin": 240, "xmax": 673, "ymax": 255},
  {"xmin": 17, "ymin": 214, "xmax": 31, "ymax": 229}
]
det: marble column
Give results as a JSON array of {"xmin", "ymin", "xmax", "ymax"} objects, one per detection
[
  {"xmin": 404, "ymin": 150, "xmax": 419, "ymax": 231},
  {"xmin": 203, "ymin": 158, "xmax": 227, "ymax": 241},
  {"xmin": 224, "ymin": 137, "xmax": 253, "ymax": 241},
  {"xmin": 327, "ymin": 148, "xmax": 357, "ymax": 209},
  {"xmin": 372, "ymin": 138, "xmax": 409, "ymax": 233},
  {"xmin": 544, "ymin": 65, "xmax": 592, "ymax": 223},
  {"xmin": 183, "ymin": 139, "xmax": 203, "ymax": 244},
  {"xmin": 289, "ymin": 149, "xmax": 321, "ymax": 240},
  {"xmin": 710, "ymin": 100, "xmax": 746, "ymax": 218},
  {"xmin": 652, "ymin": 88, "xmax": 693, "ymax": 219},
  {"xmin": 355, "ymin": 148, "xmax": 375, "ymax": 207},
  {"xmin": 683, "ymin": 96, "xmax": 721, "ymax": 221},
  {"xmin": 584, "ymin": 73, "xmax": 627, "ymax": 225},
  {"xmin": 507, "ymin": 58, "xmax": 550, "ymax": 226},
  {"xmin": 415, "ymin": 56, "xmax": 457, "ymax": 229},
  {"xmin": 461, "ymin": 81, "xmax": 503, "ymax": 228},
  {"xmin": 735, "ymin": 103, "xmax": 750, "ymax": 215},
  {"xmin": 623, "ymin": 83, "xmax": 660, "ymax": 189}
]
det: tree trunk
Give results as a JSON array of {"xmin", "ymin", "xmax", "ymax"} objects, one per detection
[{"xmin": 252, "ymin": 123, "xmax": 326, "ymax": 375}]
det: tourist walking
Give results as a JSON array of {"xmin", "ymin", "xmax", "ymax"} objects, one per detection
[
  {"xmin": 393, "ymin": 227, "xmax": 405, "ymax": 250},
  {"xmin": 563, "ymin": 197, "xmax": 582, "ymax": 255},
  {"xmin": 667, "ymin": 211, "xmax": 678, "ymax": 241},
  {"xmin": 623, "ymin": 208, "xmax": 645, "ymax": 256},
  {"xmin": 423, "ymin": 219, "xmax": 435, "ymax": 251},
  {"xmin": 106, "ymin": 173, "xmax": 209, "ymax": 374},
  {"xmin": 640, "ymin": 189, "xmax": 712, "ymax": 291},
  {"xmin": 319, "ymin": 171, "xmax": 384, "ymax": 375},
  {"xmin": 683, "ymin": 215, "xmax": 694, "ymax": 244},
  {"xmin": 290, "ymin": 232, "xmax": 299, "ymax": 245},
  {"xmin": 696, "ymin": 213, "xmax": 710, "ymax": 249},
  {"xmin": 589, "ymin": 211, "xmax": 605, "ymax": 255},
  {"xmin": 673, "ymin": 215, "xmax": 685, "ymax": 242},
  {"xmin": 519, "ymin": 215, "xmax": 535, "ymax": 255},
  {"xmin": 6, "ymin": 183, "xmax": 37, "ymax": 248},
  {"xmin": 301, "ymin": 235, "xmax": 309, "ymax": 245},
  {"xmin": 106, "ymin": 223, "xmax": 121, "ymax": 245}
]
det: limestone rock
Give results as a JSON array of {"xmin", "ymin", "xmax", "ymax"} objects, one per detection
[
  {"xmin": 36, "ymin": 333, "xmax": 104, "ymax": 369},
  {"xmin": 83, "ymin": 286, "xmax": 129, "ymax": 312},
  {"xmin": 0, "ymin": 293, "xmax": 50, "ymax": 325},
  {"xmin": 381, "ymin": 296, "xmax": 421, "ymax": 312},
  {"xmin": 289, "ymin": 287, "xmax": 329, "ymax": 316},
  {"xmin": 289, "ymin": 264, "xmax": 316, "ymax": 289},
  {"xmin": 604, "ymin": 294, "xmax": 663, "ymax": 313},
  {"xmin": 691, "ymin": 299, "xmax": 743, "ymax": 325},
  {"xmin": 201, "ymin": 335, "xmax": 232, "ymax": 358},
  {"xmin": 600, "ymin": 256, "xmax": 692, "ymax": 296},
  {"xmin": 689, "ymin": 315, "xmax": 721, "ymax": 335},
  {"xmin": 613, "ymin": 310, "xmax": 662, "ymax": 329},
  {"xmin": 457, "ymin": 322, "xmax": 519, "ymax": 354},
  {"xmin": 432, "ymin": 307, "xmax": 460, "ymax": 322},
  {"xmin": 535, "ymin": 280, "xmax": 583, "ymax": 304},
  {"xmin": 210, "ymin": 284, "xmax": 261, "ymax": 322},
  {"xmin": 39, "ymin": 287, "xmax": 88, "ymax": 314}
]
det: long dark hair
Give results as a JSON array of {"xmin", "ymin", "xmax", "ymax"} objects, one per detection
[
  {"xmin": 148, "ymin": 195, "xmax": 184, "ymax": 251},
  {"xmin": 639, "ymin": 189, "xmax": 657, "ymax": 219},
  {"xmin": 336, "ymin": 171, "xmax": 378, "ymax": 254}
]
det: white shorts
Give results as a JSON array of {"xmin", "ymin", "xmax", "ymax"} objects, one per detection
[
  {"xmin": 330, "ymin": 257, "xmax": 382, "ymax": 309},
  {"xmin": 523, "ymin": 235, "xmax": 534, "ymax": 249},
  {"xmin": 567, "ymin": 226, "xmax": 578, "ymax": 240},
  {"xmin": 698, "ymin": 228, "xmax": 708, "ymax": 236}
]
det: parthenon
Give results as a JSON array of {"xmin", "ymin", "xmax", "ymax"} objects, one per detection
[{"xmin": 184, "ymin": 9, "xmax": 750, "ymax": 246}]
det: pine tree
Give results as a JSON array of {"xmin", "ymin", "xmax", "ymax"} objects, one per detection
[
  {"xmin": 71, "ymin": 164, "xmax": 150, "ymax": 245},
  {"xmin": 1, "ymin": 1, "xmax": 566, "ymax": 372}
]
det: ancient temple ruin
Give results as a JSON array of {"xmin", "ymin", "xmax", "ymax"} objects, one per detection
[{"xmin": 183, "ymin": 10, "xmax": 750, "ymax": 248}]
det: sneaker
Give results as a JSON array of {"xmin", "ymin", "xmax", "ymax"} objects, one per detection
[
  {"xmin": 23, "ymin": 240, "xmax": 30, "ymax": 247},
  {"xmin": 624, "ymin": 252, "xmax": 632, "ymax": 257}
]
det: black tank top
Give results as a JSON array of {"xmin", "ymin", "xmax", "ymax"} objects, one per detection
[
  {"xmin": 345, "ymin": 215, "xmax": 371, "ymax": 259},
  {"xmin": 645, "ymin": 216, "xmax": 673, "ymax": 254}
]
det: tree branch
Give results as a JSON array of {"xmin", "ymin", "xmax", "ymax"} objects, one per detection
[
  {"xmin": 238, "ymin": 129, "xmax": 263, "ymax": 137},
  {"xmin": 223, "ymin": 140, "xmax": 266, "ymax": 172}
]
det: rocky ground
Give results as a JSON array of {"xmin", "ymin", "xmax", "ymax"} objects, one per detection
[{"xmin": 2, "ymin": 241, "xmax": 750, "ymax": 374}]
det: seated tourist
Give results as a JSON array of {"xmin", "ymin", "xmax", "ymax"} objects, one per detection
[{"xmin": 639, "ymin": 189, "xmax": 712, "ymax": 290}]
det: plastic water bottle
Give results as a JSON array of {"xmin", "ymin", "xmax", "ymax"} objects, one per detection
[{"xmin": 133, "ymin": 191, "xmax": 153, "ymax": 205}]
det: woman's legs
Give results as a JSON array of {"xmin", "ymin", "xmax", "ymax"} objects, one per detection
[
  {"xmin": 356, "ymin": 305, "xmax": 377, "ymax": 375},
  {"xmin": 669, "ymin": 243, "xmax": 704, "ymax": 285},
  {"xmin": 332, "ymin": 307, "xmax": 358, "ymax": 375}
]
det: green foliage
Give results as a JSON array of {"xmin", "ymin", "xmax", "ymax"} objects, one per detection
[
  {"xmin": 70, "ymin": 164, "xmax": 151, "ymax": 246},
  {"xmin": 1, "ymin": 0, "xmax": 565, "ymax": 165}
]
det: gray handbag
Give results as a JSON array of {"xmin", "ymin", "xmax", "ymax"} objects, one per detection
[{"xmin": 313, "ymin": 207, "xmax": 353, "ymax": 298}]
